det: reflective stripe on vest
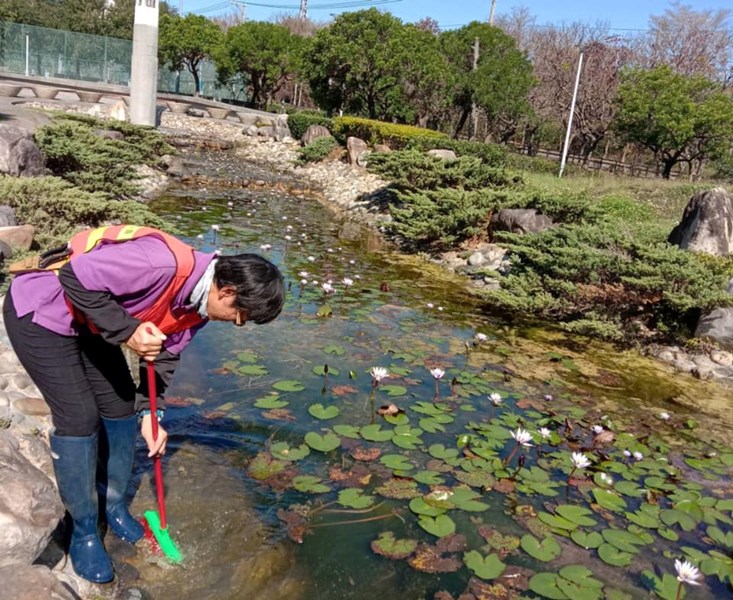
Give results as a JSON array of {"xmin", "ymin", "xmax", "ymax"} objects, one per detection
[{"xmin": 66, "ymin": 225, "xmax": 204, "ymax": 336}]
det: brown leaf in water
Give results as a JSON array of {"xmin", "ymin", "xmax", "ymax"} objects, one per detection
[
  {"xmin": 202, "ymin": 410, "xmax": 226, "ymax": 420},
  {"xmin": 408, "ymin": 543, "xmax": 462, "ymax": 573},
  {"xmin": 328, "ymin": 463, "xmax": 372, "ymax": 487},
  {"xmin": 514, "ymin": 398, "xmax": 546, "ymax": 411},
  {"xmin": 374, "ymin": 477, "xmax": 422, "ymax": 499},
  {"xmin": 426, "ymin": 459, "xmax": 455, "ymax": 473},
  {"xmin": 277, "ymin": 508, "xmax": 309, "ymax": 544},
  {"xmin": 211, "ymin": 367, "xmax": 230, "ymax": 375},
  {"xmin": 436, "ymin": 534, "xmax": 468, "ymax": 554},
  {"xmin": 468, "ymin": 578, "xmax": 516, "ymax": 600},
  {"xmin": 493, "ymin": 479, "xmax": 516, "ymax": 494},
  {"xmin": 331, "ymin": 385, "xmax": 358, "ymax": 396},
  {"xmin": 498, "ymin": 566, "xmax": 533, "ymax": 592},
  {"xmin": 593, "ymin": 430, "xmax": 616, "ymax": 448},
  {"xmin": 350, "ymin": 446, "xmax": 382, "ymax": 461},
  {"xmin": 165, "ymin": 396, "xmax": 191, "ymax": 407},
  {"xmin": 261, "ymin": 408, "xmax": 295, "ymax": 421}
]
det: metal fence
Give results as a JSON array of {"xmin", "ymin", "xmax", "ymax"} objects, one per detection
[{"xmin": 0, "ymin": 21, "xmax": 243, "ymax": 101}]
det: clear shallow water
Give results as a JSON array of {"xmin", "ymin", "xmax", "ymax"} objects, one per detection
[{"xmin": 128, "ymin": 175, "xmax": 733, "ymax": 600}]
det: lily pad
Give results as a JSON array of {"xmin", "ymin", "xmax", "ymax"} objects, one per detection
[
  {"xmin": 333, "ymin": 424, "xmax": 361, "ymax": 439},
  {"xmin": 429, "ymin": 444, "xmax": 460, "ymax": 461},
  {"xmin": 380, "ymin": 454, "xmax": 414, "ymax": 471},
  {"xmin": 313, "ymin": 364, "xmax": 340, "ymax": 376},
  {"xmin": 254, "ymin": 395, "xmax": 289, "ymax": 409},
  {"xmin": 597, "ymin": 542, "xmax": 634, "ymax": 567},
  {"xmin": 270, "ymin": 442, "xmax": 310, "ymax": 461},
  {"xmin": 409, "ymin": 497, "xmax": 447, "ymax": 517},
  {"xmin": 272, "ymin": 380, "xmax": 306, "ymax": 392},
  {"xmin": 413, "ymin": 470, "xmax": 445, "ymax": 485},
  {"xmin": 555, "ymin": 505, "xmax": 597, "ymax": 527},
  {"xmin": 304, "ymin": 431, "xmax": 341, "ymax": 452},
  {"xmin": 371, "ymin": 531, "xmax": 418, "ymax": 560},
  {"xmin": 538, "ymin": 512, "xmax": 578, "ymax": 531},
  {"xmin": 570, "ymin": 530, "xmax": 603, "ymax": 549},
  {"xmin": 338, "ymin": 488, "xmax": 374, "ymax": 509},
  {"xmin": 521, "ymin": 534, "xmax": 561, "ymax": 562},
  {"xmin": 601, "ymin": 528, "xmax": 646, "ymax": 553},
  {"xmin": 418, "ymin": 514, "xmax": 456, "ymax": 538},
  {"xmin": 529, "ymin": 573, "xmax": 569, "ymax": 599},
  {"xmin": 323, "ymin": 344, "xmax": 345, "ymax": 355},
  {"xmin": 308, "ymin": 403, "xmax": 340, "ymax": 420},
  {"xmin": 238, "ymin": 364, "xmax": 268, "ymax": 376},
  {"xmin": 292, "ymin": 475, "xmax": 330, "ymax": 493},
  {"xmin": 463, "ymin": 550, "xmax": 506, "ymax": 580},
  {"xmin": 360, "ymin": 424, "xmax": 394, "ymax": 442},
  {"xmin": 381, "ymin": 384, "xmax": 408, "ymax": 396},
  {"xmin": 592, "ymin": 488, "xmax": 628, "ymax": 512}
]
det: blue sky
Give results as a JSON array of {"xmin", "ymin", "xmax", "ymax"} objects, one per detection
[{"xmin": 181, "ymin": 0, "xmax": 732, "ymax": 33}]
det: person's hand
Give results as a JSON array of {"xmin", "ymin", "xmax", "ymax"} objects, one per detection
[
  {"xmin": 126, "ymin": 322, "xmax": 167, "ymax": 361},
  {"xmin": 141, "ymin": 414, "xmax": 168, "ymax": 457}
]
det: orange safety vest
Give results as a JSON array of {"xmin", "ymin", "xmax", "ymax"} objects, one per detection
[{"xmin": 65, "ymin": 225, "xmax": 205, "ymax": 336}]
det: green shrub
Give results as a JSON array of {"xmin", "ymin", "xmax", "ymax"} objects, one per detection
[
  {"xmin": 0, "ymin": 175, "xmax": 170, "ymax": 250},
  {"xmin": 406, "ymin": 136, "xmax": 507, "ymax": 166},
  {"xmin": 366, "ymin": 151, "xmax": 521, "ymax": 192},
  {"xmin": 34, "ymin": 114, "xmax": 174, "ymax": 199},
  {"xmin": 298, "ymin": 137, "xmax": 339, "ymax": 164},
  {"xmin": 507, "ymin": 153, "xmax": 578, "ymax": 176},
  {"xmin": 387, "ymin": 188, "xmax": 520, "ymax": 249},
  {"xmin": 331, "ymin": 116, "xmax": 446, "ymax": 149},
  {"xmin": 287, "ymin": 111, "xmax": 334, "ymax": 140},
  {"xmin": 482, "ymin": 223, "xmax": 733, "ymax": 341}
]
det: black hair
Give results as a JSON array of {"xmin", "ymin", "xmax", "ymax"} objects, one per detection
[{"xmin": 214, "ymin": 254, "xmax": 284, "ymax": 324}]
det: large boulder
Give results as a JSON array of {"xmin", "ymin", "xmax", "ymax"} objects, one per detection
[
  {"xmin": 301, "ymin": 125, "xmax": 333, "ymax": 146},
  {"xmin": 0, "ymin": 431, "xmax": 64, "ymax": 568},
  {"xmin": 0, "ymin": 126, "xmax": 45, "ymax": 177},
  {"xmin": 0, "ymin": 206, "xmax": 16, "ymax": 227},
  {"xmin": 695, "ymin": 277, "xmax": 733, "ymax": 349},
  {"xmin": 427, "ymin": 149, "xmax": 457, "ymax": 161},
  {"xmin": 0, "ymin": 224, "xmax": 34, "ymax": 251},
  {"xmin": 668, "ymin": 187, "xmax": 733, "ymax": 255},
  {"xmin": 491, "ymin": 208, "xmax": 555, "ymax": 235},
  {"xmin": 273, "ymin": 114, "xmax": 292, "ymax": 142},
  {"xmin": 347, "ymin": 136, "xmax": 369, "ymax": 166},
  {"xmin": 0, "ymin": 564, "xmax": 76, "ymax": 600}
]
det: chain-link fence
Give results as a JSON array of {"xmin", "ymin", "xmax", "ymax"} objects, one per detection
[{"xmin": 0, "ymin": 21, "xmax": 244, "ymax": 102}]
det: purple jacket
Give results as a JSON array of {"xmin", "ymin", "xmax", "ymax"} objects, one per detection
[{"xmin": 11, "ymin": 236, "xmax": 215, "ymax": 355}]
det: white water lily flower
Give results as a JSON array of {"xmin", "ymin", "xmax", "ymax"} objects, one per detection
[
  {"xmin": 300, "ymin": 279, "xmax": 308, "ymax": 286},
  {"xmin": 544, "ymin": 394, "xmax": 553, "ymax": 401},
  {"xmin": 437, "ymin": 306, "xmax": 444, "ymax": 311},
  {"xmin": 196, "ymin": 234, "xmax": 204, "ymax": 240},
  {"xmin": 538, "ymin": 427, "xmax": 552, "ymax": 440},
  {"xmin": 349, "ymin": 259, "xmax": 356, "ymax": 265},
  {"xmin": 298, "ymin": 271, "xmax": 309, "ymax": 278},
  {"xmin": 210, "ymin": 224, "xmax": 219, "ymax": 231},
  {"xmin": 322, "ymin": 282, "xmax": 335, "ymax": 294},
  {"xmin": 489, "ymin": 393, "xmax": 503, "ymax": 406},
  {"xmin": 675, "ymin": 559, "xmax": 702, "ymax": 585},
  {"xmin": 227, "ymin": 201, "xmax": 234, "ymax": 208},
  {"xmin": 571, "ymin": 452, "xmax": 591, "ymax": 469},
  {"xmin": 511, "ymin": 428, "xmax": 533, "ymax": 447},
  {"xmin": 633, "ymin": 451, "xmax": 644, "ymax": 461},
  {"xmin": 342, "ymin": 277, "xmax": 354, "ymax": 287},
  {"xmin": 284, "ymin": 235, "xmax": 292, "ymax": 241},
  {"xmin": 623, "ymin": 450, "xmax": 632, "ymax": 458},
  {"xmin": 430, "ymin": 368, "xmax": 445, "ymax": 380},
  {"xmin": 307, "ymin": 255, "xmax": 316, "ymax": 262},
  {"xmin": 600, "ymin": 473, "xmax": 613, "ymax": 485},
  {"xmin": 426, "ymin": 303, "xmax": 434, "ymax": 309},
  {"xmin": 259, "ymin": 244, "xmax": 272, "ymax": 251},
  {"xmin": 369, "ymin": 367, "xmax": 389, "ymax": 383},
  {"xmin": 659, "ymin": 412, "xmax": 671, "ymax": 420},
  {"xmin": 474, "ymin": 332, "xmax": 488, "ymax": 343},
  {"xmin": 592, "ymin": 425, "xmax": 604, "ymax": 434}
]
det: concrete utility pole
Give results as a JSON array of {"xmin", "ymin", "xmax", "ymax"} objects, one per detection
[
  {"xmin": 559, "ymin": 50, "xmax": 584, "ymax": 178},
  {"xmin": 471, "ymin": 37, "xmax": 480, "ymax": 140},
  {"xmin": 489, "ymin": 0, "xmax": 497, "ymax": 25},
  {"xmin": 130, "ymin": 0, "xmax": 160, "ymax": 126},
  {"xmin": 299, "ymin": 0, "xmax": 308, "ymax": 20}
]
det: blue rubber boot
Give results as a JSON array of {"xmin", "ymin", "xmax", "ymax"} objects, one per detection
[
  {"xmin": 98, "ymin": 415, "xmax": 144, "ymax": 544},
  {"xmin": 50, "ymin": 432, "xmax": 114, "ymax": 584}
]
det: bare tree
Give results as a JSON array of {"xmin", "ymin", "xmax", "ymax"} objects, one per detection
[
  {"xmin": 415, "ymin": 17, "xmax": 441, "ymax": 35},
  {"xmin": 638, "ymin": 1, "xmax": 733, "ymax": 85}
]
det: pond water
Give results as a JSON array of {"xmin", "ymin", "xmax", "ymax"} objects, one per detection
[{"xmin": 126, "ymin": 156, "xmax": 733, "ymax": 600}]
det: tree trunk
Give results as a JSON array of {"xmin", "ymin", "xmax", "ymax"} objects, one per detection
[
  {"xmin": 661, "ymin": 157, "xmax": 676, "ymax": 179},
  {"xmin": 453, "ymin": 106, "xmax": 471, "ymax": 139}
]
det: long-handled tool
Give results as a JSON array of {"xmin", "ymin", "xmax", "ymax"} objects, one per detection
[{"xmin": 140, "ymin": 359, "xmax": 183, "ymax": 563}]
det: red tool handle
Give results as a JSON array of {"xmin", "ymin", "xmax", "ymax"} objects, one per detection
[{"xmin": 147, "ymin": 359, "xmax": 168, "ymax": 529}]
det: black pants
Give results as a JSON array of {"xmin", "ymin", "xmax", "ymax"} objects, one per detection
[{"xmin": 3, "ymin": 292, "xmax": 136, "ymax": 436}]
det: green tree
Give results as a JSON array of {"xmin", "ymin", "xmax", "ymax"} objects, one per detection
[
  {"xmin": 301, "ymin": 9, "xmax": 407, "ymax": 120},
  {"xmin": 214, "ymin": 21, "xmax": 300, "ymax": 110},
  {"xmin": 613, "ymin": 66, "xmax": 733, "ymax": 179},
  {"xmin": 440, "ymin": 22, "xmax": 533, "ymax": 141},
  {"xmin": 159, "ymin": 14, "xmax": 222, "ymax": 97}
]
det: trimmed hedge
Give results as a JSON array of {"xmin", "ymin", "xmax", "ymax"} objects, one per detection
[
  {"xmin": 287, "ymin": 111, "xmax": 334, "ymax": 141},
  {"xmin": 331, "ymin": 116, "xmax": 446, "ymax": 149}
]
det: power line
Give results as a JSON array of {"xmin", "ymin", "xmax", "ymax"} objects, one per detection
[{"xmin": 191, "ymin": 0, "xmax": 401, "ymax": 13}]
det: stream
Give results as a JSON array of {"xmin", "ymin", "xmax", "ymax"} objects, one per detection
[{"xmin": 123, "ymin": 150, "xmax": 733, "ymax": 600}]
